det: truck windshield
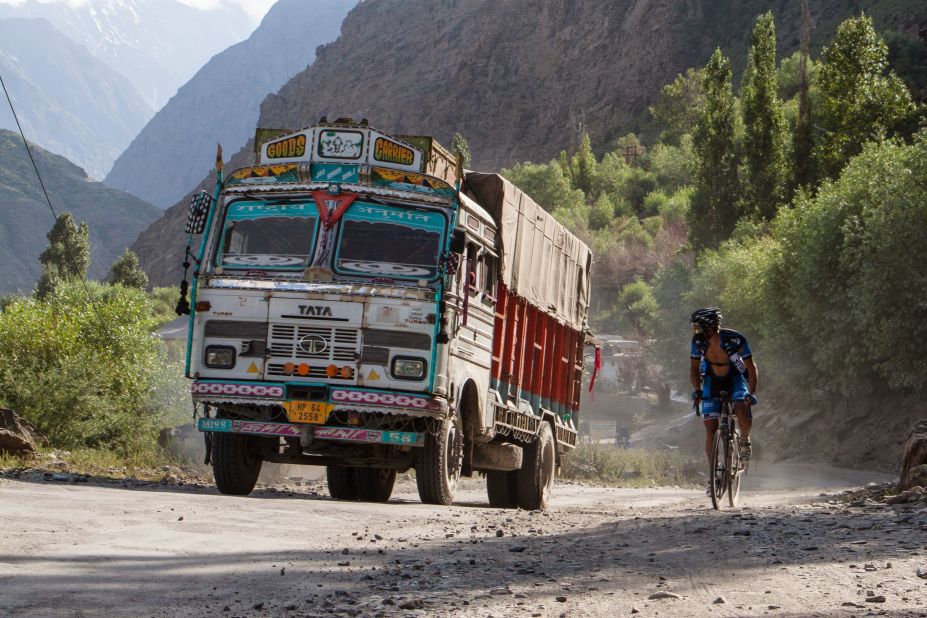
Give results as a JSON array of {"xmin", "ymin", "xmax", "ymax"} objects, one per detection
[
  {"xmin": 334, "ymin": 202, "xmax": 446, "ymax": 279},
  {"xmin": 217, "ymin": 201, "xmax": 318, "ymax": 269}
]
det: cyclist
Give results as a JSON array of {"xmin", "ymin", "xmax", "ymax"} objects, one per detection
[{"xmin": 689, "ymin": 308, "xmax": 758, "ymax": 489}]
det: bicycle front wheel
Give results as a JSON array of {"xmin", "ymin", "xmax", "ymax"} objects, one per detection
[
  {"xmin": 727, "ymin": 430, "xmax": 742, "ymax": 508},
  {"xmin": 709, "ymin": 429, "xmax": 726, "ymax": 510}
]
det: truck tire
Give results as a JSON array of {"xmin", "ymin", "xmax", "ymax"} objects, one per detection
[
  {"xmin": 212, "ymin": 433, "xmax": 262, "ymax": 496},
  {"xmin": 326, "ymin": 466, "xmax": 358, "ymax": 500},
  {"xmin": 416, "ymin": 413, "xmax": 463, "ymax": 505},
  {"xmin": 355, "ymin": 468, "xmax": 396, "ymax": 502},
  {"xmin": 516, "ymin": 423, "xmax": 555, "ymax": 511},
  {"xmin": 486, "ymin": 470, "xmax": 518, "ymax": 508}
]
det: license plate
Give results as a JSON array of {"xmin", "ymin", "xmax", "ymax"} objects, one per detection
[{"xmin": 284, "ymin": 401, "xmax": 332, "ymax": 424}]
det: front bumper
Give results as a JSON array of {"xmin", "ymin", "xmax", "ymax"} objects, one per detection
[
  {"xmin": 191, "ymin": 380, "xmax": 445, "ymax": 415},
  {"xmin": 192, "ymin": 380, "xmax": 441, "ymax": 448},
  {"xmin": 197, "ymin": 417, "xmax": 424, "ymax": 447}
]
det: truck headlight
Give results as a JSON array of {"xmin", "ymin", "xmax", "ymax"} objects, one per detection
[
  {"xmin": 391, "ymin": 357, "xmax": 426, "ymax": 380},
  {"xmin": 205, "ymin": 346, "xmax": 236, "ymax": 369}
]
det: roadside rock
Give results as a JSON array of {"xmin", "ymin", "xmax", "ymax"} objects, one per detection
[
  {"xmin": 900, "ymin": 420, "xmax": 927, "ymax": 490},
  {"xmin": 0, "ymin": 409, "xmax": 47, "ymax": 456},
  {"xmin": 648, "ymin": 591, "xmax": 681, "ymax": 600},
  {"xmin": 886, "ymin": 486, "xmax": 925, "ymax": 505}
]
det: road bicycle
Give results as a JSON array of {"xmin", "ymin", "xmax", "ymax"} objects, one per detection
[{"xmin": 705, "ymin": 390, "xmax": 747, "ymax": 509}]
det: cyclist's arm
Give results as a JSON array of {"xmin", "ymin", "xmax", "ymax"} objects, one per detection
[
  {"xmin": 690, "ymin": 357, "xmax": 701, "ymax": 393},
  {"xmin": 744, "ymin": 356, "xmax": 758, "ymax": 394}
]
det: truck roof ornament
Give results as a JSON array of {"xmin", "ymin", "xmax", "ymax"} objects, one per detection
[{"xmin": 252, "ymin": 122, "xmax": 460, "ymax": 185}]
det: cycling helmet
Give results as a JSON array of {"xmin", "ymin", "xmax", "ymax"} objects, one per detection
[{"xmin": 690, "ymin": 307, "xmax": 723, "ymax": 330}]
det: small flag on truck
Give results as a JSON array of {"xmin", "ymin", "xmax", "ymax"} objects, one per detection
[{"xmin": 215, "ymin": 143, "xmax": 223, "ymax": 173}]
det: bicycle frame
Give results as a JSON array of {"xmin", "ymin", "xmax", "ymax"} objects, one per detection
[{"xmin": 707, "ymin": 391, "xmax": 744, "ymax": 509}]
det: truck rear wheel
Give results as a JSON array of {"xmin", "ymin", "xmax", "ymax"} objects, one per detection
[
  {"xmin": 516, "ymin": 423, "xmax": 555, "ymax": 511},
  {"xmin": 326, "ymin": 466, "xmax": 358, "ymax": 500},
  {"xmin": 355, "ymin": 468, "xmax": 396, "ymax": 502},
  {"xmin": 416, "ymin": 413, "xmax": 462, "ymax": 505},
  {"xmin": 212, "ymin": 433, "xmax": 262, "ymax": 496},
  {"xmin": 486, "ymin": 470, "xmax": 518, "ymax": 508}
]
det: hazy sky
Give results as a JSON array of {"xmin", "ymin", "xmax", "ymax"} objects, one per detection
[{"xmin": 0, "ymin": 0, "xmax": 277, "ymax": 24}]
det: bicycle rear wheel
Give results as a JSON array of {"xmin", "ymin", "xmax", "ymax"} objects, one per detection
[
  {"xmin": 709, "ymin": 429, "xmax": 726, "ymax": 509},
  {"xmin": 727, "ymin": 430, "xmax": 742, "ymax": 508}
]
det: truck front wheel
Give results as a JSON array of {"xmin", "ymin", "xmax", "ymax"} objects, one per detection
[
  {"xmin": 326, "ymin": 466, "xmax": 358, "ymax": 500},
  {"xmin": 516, "ymin": 423, "xmax": 555, "ymax": 510},
  {"xmin": 212, "ymin": 433, "xmax": 262, "ymax": 496},
  {"xmin": 416, "ymin": 413, "xmax": 463, "ymax": 505},
  {"xmin": 356, "ymin": 468, "xmax": 396, "ymax": 502}
]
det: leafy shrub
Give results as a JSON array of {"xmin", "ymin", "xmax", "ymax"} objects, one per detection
[
  {"xmin": 658, "ymin": 187, "xmax": 692, "ymax": 223},
  {"xmin": 642, "ymin": 190, "xmax": 668, "ymax": 218},
  {"xmin": 0, "ymin": 282, "xmax": 188, "ymax": 455},
  {"xmin": 149, "ymin": 286, "xmax": 180, "ymax": 324}
]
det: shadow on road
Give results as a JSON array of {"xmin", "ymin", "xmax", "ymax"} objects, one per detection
[{"xmin": 0, "ymin": 492, "xmax": 919, "ymax": 616}]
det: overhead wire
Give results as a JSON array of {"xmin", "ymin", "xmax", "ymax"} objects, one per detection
[{"xmin": 0, "ymin": 67, "xmax": 108, "ymax": 323}]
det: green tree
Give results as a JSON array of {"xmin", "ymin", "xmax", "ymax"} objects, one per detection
[
  {"xmin": 616, "ymin": 279, "xmax": 659, "ymax": 339},
  {"xmin": 689, "ymin": 49, "xmax": 741, "ymax": 249},
  {"xmin": 770, "ymin": 133, "xmax": 927, "ymax": 390},
  {"xmin": 645, "ymin": 135, "xmax": 693, "ymax": 191},
  {"xmin": 570, "ymin": 133, "xmax": 598, "ymax": 196},
  {"xmin": 588, "ymin": 193, "xmax": 613, "ymax": 231},
  {"xmin": 35, "ymin": 213, "xmax": 90, "ymax": 299},
  {"xmin": 451, "ymin": 132, "xmax": 472, "ymax": 167},
  {"xmin": 792, "ymin": 0, "xmax": 816, "ymax": 192},
  {"xmin": 814, "ymin": 15, "xmax": 915, "ymax": 181},
  {"xmin": 649, "ymin": 68, "xmax": 705, "ymax": 144},
  {"xmin": 741, "ymin": 12, "xmax": 787, "ymax": 219},
  {"xmin": 500, "ymin": 161, "xmax": 585, "ymax": 213},
  {"xmin": 108, "ymin": 249, "xmax": 149, "ymax": 290}
]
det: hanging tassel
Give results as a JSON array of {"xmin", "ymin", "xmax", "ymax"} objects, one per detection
[{"xmin": 588, "ymin": 346, "xmax": 602, "ymax": 393}]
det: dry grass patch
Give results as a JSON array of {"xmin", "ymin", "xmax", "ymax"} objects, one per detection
[{"xmin": 560, "ymin": 443, "xmax": 701, "ymax": 487}]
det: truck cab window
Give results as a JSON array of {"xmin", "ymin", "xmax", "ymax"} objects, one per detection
[
  {"xmin": 466, "ymin": 242, "xmax": 479, "ymax": 296},
  {"xmin": 480, "ymin": 252, "xmax": 497, "ymax": 302},
  {"xmin": 217, "ymin": 201, "xmax": 318, "ymax": 269}
]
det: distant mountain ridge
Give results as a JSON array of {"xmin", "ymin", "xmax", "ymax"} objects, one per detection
[
  {"xmin": 0, "ymin": 130, "xmax": 160, "ymax": 294},
  {"xmin": 0, "ymin": 0, "xmax": 254, "ymax": 109},
  {"xmin": 0, "ymin": 17, "xmax": 153, "ymax": 180},
  {"xmin": 105, "ymin": 0, "xmax": 356, "ymax": 208},
  {"xmin": 132, "ymin": 0, "xmax": 927, "ymax": 287}
]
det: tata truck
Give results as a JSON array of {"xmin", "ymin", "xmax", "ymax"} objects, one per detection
[{"xmin": 183, "ymin": 119, "xmax": 593, "ymax": 509}]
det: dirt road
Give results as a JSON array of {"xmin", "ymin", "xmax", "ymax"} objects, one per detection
[{"xmin": 1, "ymin": 462, "xmax": 924, "ymax": 617}]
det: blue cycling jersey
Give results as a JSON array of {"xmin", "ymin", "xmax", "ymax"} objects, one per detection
[
  {"xmin": 690, "ymin": 328, "xmax": 752, "ymax": 376},
  {"xmin": 691, "ymin": 328, "xmax": 753, "ymax": 418}
]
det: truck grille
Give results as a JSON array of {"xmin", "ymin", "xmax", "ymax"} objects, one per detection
[{"xmin": 268, "ymin": 324, "xmax": 359, "ymax": 362}]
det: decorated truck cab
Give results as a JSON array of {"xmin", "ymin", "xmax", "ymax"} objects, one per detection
[{"xmin": 183, "ymin": 119, "xmax": 594, "ymax": 509}]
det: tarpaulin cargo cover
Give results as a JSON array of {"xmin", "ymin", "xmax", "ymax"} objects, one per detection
[{"xmin": 463, "ymin": 172, "xmax": 592, "ymax": 331}]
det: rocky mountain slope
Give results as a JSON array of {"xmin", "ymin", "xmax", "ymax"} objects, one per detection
[
  {"xmin": 0, "ymin": 18, "xmax": 153, "ymax": 180},
  {"xmin": 0, "ymin": 130, "xmax": 160, "ymax": 294},
  {"xmin": 133, "ymin": 0, "xmax": 927, "ymax": 287},
  {"xmin": 105, "ymin": 0, "xmax": 355, "ymax": 208},
  {"xmin": 0, "ymin": 0, "xmax": 254, "ymax": 109}
]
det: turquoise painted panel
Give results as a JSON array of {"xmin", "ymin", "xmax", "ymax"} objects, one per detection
[{"xmin": 311, "ymin": 163, "xmax": 360, "ymax": 183}]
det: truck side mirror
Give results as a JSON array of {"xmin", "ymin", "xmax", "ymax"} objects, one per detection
[
  {"xmin": 185, "ymin": 191, "xmax": 213, "ymax": 235},
  {"xmin": 449, "ymin": 229, "xmax": 466, "ymax": 254}
]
